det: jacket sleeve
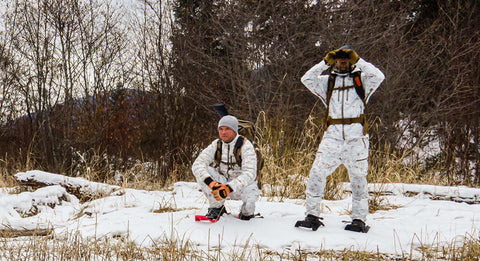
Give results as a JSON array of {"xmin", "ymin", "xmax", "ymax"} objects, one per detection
[
  {"xmin": 300, "ymin": 60, "xmax": 331, "ymax": 107},
  {"xmin": 227, "ymin": 139, "xmax": 257, "ymax": 192},
  {"xmin": 191, "ymin": 139, "xmax": 218, "ymax": 183},
  {"xmin": 356, "ymin": 58, "xmax": 385, "ymax": 103}
]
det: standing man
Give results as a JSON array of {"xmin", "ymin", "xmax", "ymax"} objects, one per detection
[
  {"xmin": 295, "ymin": 45, "xmax": 385, "ymax": 232},
  {"xmin": 192, "ymin": 115, "xmax": 260, "ymax": 221}
]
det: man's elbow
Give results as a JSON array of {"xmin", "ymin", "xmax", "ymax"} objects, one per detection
[
  {"xmin": 300, "ymin": 75, "xmax": 310, "ymax": 86},
  {"xmin": 378, "ymin": 71, "xmax": 386, "ymax": 82}
]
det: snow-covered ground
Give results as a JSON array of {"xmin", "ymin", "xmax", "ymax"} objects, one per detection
[{"xmin": 2, "ymin": 170, "xmax": 480, "ymax": 258}]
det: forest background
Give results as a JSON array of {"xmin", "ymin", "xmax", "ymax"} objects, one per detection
[{"xmin": 0, "ymin": 0, "xmax": 478, "ymax": 190}]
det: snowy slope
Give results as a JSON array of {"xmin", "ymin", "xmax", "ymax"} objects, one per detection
[{"xmin": 2, "ymin": 170, "xmax": 480, "ymax": 258}]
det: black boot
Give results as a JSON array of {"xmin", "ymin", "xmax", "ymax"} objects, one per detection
[
  {"xmin": 295, "ymin": 214, "xmax": 325, "ymax": 231},
  {"xmin": 238, "ymin": 212, "xmax": 255, "ymax": 220},
  {"xmin": 344, "ymin": 219, "xmax": 369, "ymax": 233},
  {"xmin": 205, "ymin": 206, "xmax": 227, "ymax": 220}
]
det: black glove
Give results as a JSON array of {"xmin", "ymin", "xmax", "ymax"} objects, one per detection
[{"xmin": 204, "ymin": 177, "xmax": 221, "ymax": 190}]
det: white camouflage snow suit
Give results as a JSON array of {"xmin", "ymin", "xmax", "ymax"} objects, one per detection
[
  {"xmin": 301, "ymin": 58, "xmax": 385, "ymax": 221},
  {"xmin": 192, "ymin": 135, "xmax": 260, "ymax": 215}
]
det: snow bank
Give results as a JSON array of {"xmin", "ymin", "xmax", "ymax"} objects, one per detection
[{"xmin": 0, "ymin": 185, "xmax": 78, "ymax": 230}]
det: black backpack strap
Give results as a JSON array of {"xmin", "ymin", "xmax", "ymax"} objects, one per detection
[
  {"xmin": 324, "ymin": 74, "xmax": 337, "ymax": 130},
  {"xmin": 351, "ymin": 71, "xmax": 365, "ymax": 102},
  {"xmin": 351, "ymin": 71, "xmax": 368, "ymax": 135},
  {"xmin": 326, "ymin": 74, "xmax": 336, "ymax": 106},
  {"xmin": 213, "ymin": 139, "xmax": 222, "ymax": 167},
  {"xmin": 233, "ymin": 136, "xmax": 245, "ymax": 167}
]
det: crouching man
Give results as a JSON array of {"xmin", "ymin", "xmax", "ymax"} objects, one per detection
[{"xmin": 192, "ymin": 115, "xmax": 260, "ymax": 221}]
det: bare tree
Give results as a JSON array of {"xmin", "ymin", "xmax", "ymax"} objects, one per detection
[{"xmin": 2, "ymin": 0, "xmax": 129, "ymax": 171}]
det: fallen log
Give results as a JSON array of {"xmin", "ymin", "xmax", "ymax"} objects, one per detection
[
  {"xmin": 341, "ymin": 183, "xmax": 480, "ymax": 204},
  {"xmin": 15, "ymin": 170, "xmax": 121, "ymax": 202}
]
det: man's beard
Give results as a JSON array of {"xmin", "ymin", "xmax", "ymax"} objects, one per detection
[{"xmin": 334, "ymin": 64, "xmax": 353, "ymax": 73}]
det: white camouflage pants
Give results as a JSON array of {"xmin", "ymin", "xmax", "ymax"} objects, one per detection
[
  {"xmin": 197, "ymin": 167, "xmax": 260, "ymax": 216},
  {"xmin": 306, "ymin": 136, "xmax": 369, "ymax": 221}
]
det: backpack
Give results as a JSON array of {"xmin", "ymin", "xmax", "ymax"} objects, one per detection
[
  {"xmin": 325, "ymin": 71, "xmax": 368, "ymax": 135},
  {"xmin": 213, "ymin": 104, "xmax": 265, "ymax": 186}
]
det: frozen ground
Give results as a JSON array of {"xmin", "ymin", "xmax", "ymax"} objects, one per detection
[{"xmin": 1, "ymin": 170, "xmax": 480, "ymax": 258}]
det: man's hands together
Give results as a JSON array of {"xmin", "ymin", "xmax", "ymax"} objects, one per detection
[
  {"xmin": 324, "ymin": 48, "xmax": 360, "ymax": 65},
  {"xmin": 205, "ymin": 178, "xmax": 232, "ymax": 201},
  {"xmin": 208, "ymin": 180, "xmax": 221, "ymax": 190},
  {"xmin": 211, "ymin": 183, "xmax": 231, "ymax": 201}
]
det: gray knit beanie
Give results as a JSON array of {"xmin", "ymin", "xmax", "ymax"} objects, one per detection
[
  {"xmin": 339, "ymin": 44, "xmax": 352, "ymax": 50},
  {"xmin": 218, "ymin": 115, "xmax": 238, "ymax": 133}
]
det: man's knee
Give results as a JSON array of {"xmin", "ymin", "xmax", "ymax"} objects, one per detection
[
  {"xmin": 240, "ymin": 183, "xmax": 260, "ymax": 202},
  {"xmin": 349, "ymin": 176, "xmax": 368, "ymax": 198},
  {"xmin": 346, "ymin": 159, "xmax": 368, "ymax": 179},
  {"xmin": 307, "ymin": 168, "xmax": 329, "ymax": 193}
]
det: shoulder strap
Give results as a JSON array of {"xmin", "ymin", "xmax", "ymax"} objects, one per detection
[
  {"xmin": 233, "ymin": 136, "xmax": 245, "ymax": 167},
  {"xmin": 214, "ymin": 139, "xmax": 222, "ymax": 167},
  {"xmin": 326, "ymin": 73, "xmax": 336, "ymax": 106},
  {"xmin": 351, "ymin": 71, "xmax": 369, "ymax": 135},
  {"xmin": 324, "ymin": 74, "xmax": 337, "ymax": 130},
  {"xmin": 351, "ymin": 71, "xmax": 365, "ymax": 102}
]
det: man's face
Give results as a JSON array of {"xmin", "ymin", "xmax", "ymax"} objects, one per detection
[
  {"xmin": 335, "ymin": 58, "xmax": 351, "ymax": 72},
  {"xmin": 218, "ymin": 126, "xmax": 237, "ymax": 143}
]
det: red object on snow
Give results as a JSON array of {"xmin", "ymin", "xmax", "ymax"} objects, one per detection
[{"xmin": 194, "ymin": 215, "xmax": 220, "ymax": 222}]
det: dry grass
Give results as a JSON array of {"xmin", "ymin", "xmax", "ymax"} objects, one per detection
[
  {"xmin": 0, "ymin": 230, "xmax": 275, "ymax": 261},
  {"xmin": 368, "ymin": 142, "xmax": 449, "ymax": 186},
  {"xmin": 151, "ymin": 195, "xmax": 199, "ymax": 213},
  {"xmin": 258, "ymin": 114, "xmax": 323, "ymax": 199},
  {"xmin": 1, "ymin": 229, "xmax": 478, "ymax": 261},
  {"xmin": 257, "ymin": 113, "xmax": 459, "ymax": 201},
  {"xmin": 0, "ymin": 152, "xmax": 36, "ymax": 188},
  {"xmin": 0, "ymin": 231, "xmax": 203, "ymax": 260},
  {"xmin": 268, "ymin": 248, "xmax": 410, "ymax": 260},
  {"xmin": 0, "ymin": 170, "xmax": 15, "ymax": 188}
]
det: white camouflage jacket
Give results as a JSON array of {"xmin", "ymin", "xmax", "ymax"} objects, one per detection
[
  {"xmin": 192, "ymin": 135, "xmax": 257, "ymax": 192},
  {"xmin": 301, "ymin": 58, "xmax": 385, "ymax": 140}
]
